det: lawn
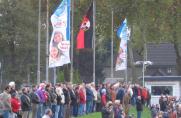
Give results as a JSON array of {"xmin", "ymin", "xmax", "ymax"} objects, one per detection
[{"xmin": 77, "ymin": 106, "xmax": 151, "ymax": 118}]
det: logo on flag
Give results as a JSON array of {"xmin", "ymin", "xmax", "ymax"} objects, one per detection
[
  {"xmin": 49, "ymin": 0, "xmax": 71, "ymax": 68},
  {"xmin": 76, "ymin": 3, "xmax": 93, "ymax": 49}
]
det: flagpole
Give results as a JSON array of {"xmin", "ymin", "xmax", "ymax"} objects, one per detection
[
  {"xmin": 111, "ymin": 10, "xmax": 114, "ymax": 78},
  {"xmin": 125, "ymin": 42, "xmax": 128, "ymax": 83},
  {"xmin": 53, "ymin": 68, "xmax": 56, "ymax": 85},
  {"xmin": 46, "ymin": 0, "xmax": 49, "ymax": 83},
  {"xmin": 37, "ymin": 0, "xmax": 41, "ymax": 84},
  {"xmin": 70, "ymin": 0, "xmax": 74, "ymax": 83},
  {"xmin": 93, "ymin": 0, "xmax": 96, "ymax": 83}
]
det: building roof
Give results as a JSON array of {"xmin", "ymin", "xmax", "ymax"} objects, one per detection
[
  {"xmin": 147, "ymin": 43, "xmax": 176, "ymax": 66},
  {"xmin": 144, "ymin": 76, "xmax": 181, "ymax": 81}
]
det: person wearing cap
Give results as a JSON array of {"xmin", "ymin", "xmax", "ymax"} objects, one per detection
[
  {"xmin": 9, "ymin": 81, "xmax": 16, "ymax": 96},
  {"xmin": 10, "ymin": 92, "xmax": 21, "ymax": 118},
  {"xmin": 42, "ymin": 108, "xmax": 53, "ymax": 118}
]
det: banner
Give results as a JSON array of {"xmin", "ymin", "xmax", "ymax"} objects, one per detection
[
  {"xmin": 76, "ymin": 3, "xmax": 93, "ymax": 49},
  {"xmin": 49, "ymin": 0, "xmax": 71, "ymax": 68},
  {"xmin": 115, "ymin": 19, "xmax": 130, "ymax": 71}
]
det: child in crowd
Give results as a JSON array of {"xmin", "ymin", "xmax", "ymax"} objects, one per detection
[{"xmin": 102, "ymin": 101, "xmax": 114, "ymax": 118}]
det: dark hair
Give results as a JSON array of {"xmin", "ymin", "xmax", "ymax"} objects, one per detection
[
  {"xmin": 12, "ymin": 92, "xmax": 17, "ymax": 97},
  {"xmin": 22, "ymin": 87, "xmax": 26, "ymax": 93},
  {"xmin": 4, "ymin": 85, "xmax": 11, "ymax": 91}
]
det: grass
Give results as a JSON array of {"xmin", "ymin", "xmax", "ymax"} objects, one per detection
[{"xmin": 76, "ymin": 106, "xmax": 151, "ymax": 118}]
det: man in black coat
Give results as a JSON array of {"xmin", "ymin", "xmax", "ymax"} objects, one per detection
[
  {"xmin": 21, "ymin": 87, "xmax": 31, "ymax": 118},
  {"xmin": 136, "ymin": 96, "xmax": 143, "ymax": 118}
]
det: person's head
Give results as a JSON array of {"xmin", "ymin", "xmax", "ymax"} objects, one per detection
[
  {"xmin": 45, "ymin": 83, "xmax": 51, "ymax": 91},
  {"xmin": 32, "ymin": 85, "xmax": 37, "ymax": 91},
  {"xmin": 45, "ymin": 108, "xmax": 53, "ymax": 117},
  {"xmin": 12, "ymin": 92, "xmax": 17, "ymax": 98},
  {"xmin": 106, "ymin": 101, "xmax": 113, "ymax": 108},
  {"xmin": 22, "ymin": 87, "xmax": 28, "ymax": 94},
  {"xmin": 9, "ymin": 81, "xmax": 15, "ymax": 89},
  {"xmin": 50, "ymin": 47, "xmax": 59, "ymax": 59},
  {"xmin": 4, "ymin": 85, "xmax": 11, "ymax": 93},
  {"xmin": 53, "ymin": 32, "xmax": 63, "ymax": 43}
]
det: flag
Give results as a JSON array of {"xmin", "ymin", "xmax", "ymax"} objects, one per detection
[
  {"xmin": 115, "ymin": 18, "xmax": 130, "ymax": 71},
  {"xmin": 49, "ymin": 0, "xmax": 71, "ymax": 68},
  {"xmin": 76, "ymin": 3, "xmax": 93, "ymax": 49}
]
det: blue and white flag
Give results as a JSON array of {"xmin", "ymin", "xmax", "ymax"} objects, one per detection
[
  {"xmin": 49, "ymin": 0, "xmax": 71, "ymax": 68},
  {"xmin": 117, "ymin": 19, "xmax": 130, "ymax": 40},
  {"xmin": 115, "ymin": 18, "xmax": 131, "ymax": 71}
]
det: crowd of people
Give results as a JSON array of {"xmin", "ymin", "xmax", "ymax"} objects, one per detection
[
  {"xmin": 0, "ymin": 81, "xmax": 180, "ymax": 118},
  {"xmin": 150, "ymin": 94, "xmax": 181, "ymax": 118}
]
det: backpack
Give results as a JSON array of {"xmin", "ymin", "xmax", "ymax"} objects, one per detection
[{"xmin": 44, "ymin": 91, "xmax": 49, "ymax": 102}]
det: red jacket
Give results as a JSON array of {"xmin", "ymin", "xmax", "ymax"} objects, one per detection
[
  {"xmin": 79, "ymin": 89, "xmax": 86, "ymax": 104},
  {"xmin": 101, "ymin": 94, "xmax": 107, "ymax": 106},
  {"xmin": 11, "ymin": 97, "xmax": 21, "ymax": 113},
  {"xmin": 142, "ymin": 88, "xmax": 148, "ymax": 100}
]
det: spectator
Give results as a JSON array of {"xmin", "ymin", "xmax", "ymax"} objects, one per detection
[
  {"xmin": 9, "ymin": 81, "xmax": 16, "ymax": 96},
  {"xmin": 21, "ymin": 87, "xmax": 31, "ymax": 118},
  {"xmin": 101, "ymin": 88, "xmax": 107, "ymax": 107},
  {"xmin": 1, "ymin": 85, "xmax": 12, "ymax": 118},
  {"xmin": 78, "ymin": 85, "xmax": 86, "ymax": 116},
  {"xmin": 113, "ymin": 100, "xmax": 125, "ymax": 118},
  {"xmin": 136, "ymin": 96, "xmax": 143, "ymax": 118},
  {"xmin": 63, "ymin": 84, "xmax": 71, "ymax": 118},
  {"xmin": 30, "ymin": 85, "xmax": 40, "ymax": 118},
  {"xmin": 10, "ymin": 92, "xmax": 21, "ymax": 118},
  {"xmin": 123, "ymin": 91, "xmax": 131, "ymax": 117},
  {"xmin": 86, "ymin": 84, "xmax": 94, "ymax": 113},
  {"xmin": 102, "ymin": 101, "xmax": 114, "ymax": 118},
  {"xmin": 150, "ymin": 105, "xmax": 157, "ymax": 118},
  {"xmin": 42, "ymin": 108, "xmax": 53, "ymax": 118}
]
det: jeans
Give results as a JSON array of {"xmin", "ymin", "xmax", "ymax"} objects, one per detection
[
  {"xmin": 72, "ymin": 104, "xmax": 78, "ymax": 117},
  {"xmin": 78, "ymin": 103, "xmax": 85, "ymax": 116},
  {"xmin": 86, "ymin": 101, "xmax": 92, "ymax": 113},
  {"xmin": 3, "ymin": 110, "xmax": 10, "ymax": 118},
  {"xmin": 37, "ymin": 103, "xmax": 44, "ymax": 118},
  {"xmin": 58, "ymin": 104, "xmax": 64, "ymax": 118},
  {"xmin": 137, "ymin": 111, "xmax": 142, "ymax": 118},
  {"xmin": 54, "ymin": 105, "xmax": 60, "ymax": 118}
]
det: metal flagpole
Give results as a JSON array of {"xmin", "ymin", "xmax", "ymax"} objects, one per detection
[
  {"xmin": 46, "ymin": 0, "xmax": 49, "ymax": 83},
  {"xmin": 111, "ymin": 10, "xmax": 114, "ymax": 78},
  {"xmin": 70, "ymin": 0, "xmax": 74, "ymax": 83},
  {"xmin": 53, "ymin": 68, "xmax": 57, "ymax": 85},
  {"xmin": 37, "ymin": 0, "xmax": 41, "ymax": 84},
  {"xmin": 93, "ymin": 0, "xmax": 96, "ymax": 83},
  {"xmin": 125, "ymin": 42, "xmax": 128, "ymax": 83}
]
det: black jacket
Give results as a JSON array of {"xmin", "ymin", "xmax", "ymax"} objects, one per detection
[
  {"xmin": 63, "ymin": 88, "xmax": 70, "ymax": 105},
  {"xmin": 30, "ymin": 92, "xmax": 40, "ymax": 104},
  {"xmin": 69, "ymin": 89, "xmax": 77, "ymax": 105},
  {"xmin": 136, "ymin": 98, "xmax": 143, "ymax": 111},
  {"xmin": 21, "ymin": 93, "xmax": 31, "ymax": 111}
]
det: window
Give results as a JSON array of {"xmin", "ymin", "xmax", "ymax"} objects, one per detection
[{"xmin": 151, "ymin": 86, "xmax": 173, "ymax": 96}]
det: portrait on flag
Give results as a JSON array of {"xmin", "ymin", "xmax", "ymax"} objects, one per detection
[
  {"xmin": 115, "ymin": 18, "xmax": 130, "ymax": 71},
  {"xmin": 49, "ymin": 0, "xmax": 71, "ymax": 68},
  {"xmin": 115, "ymin": 39, "xmax": 127, "ymax": 71}
]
